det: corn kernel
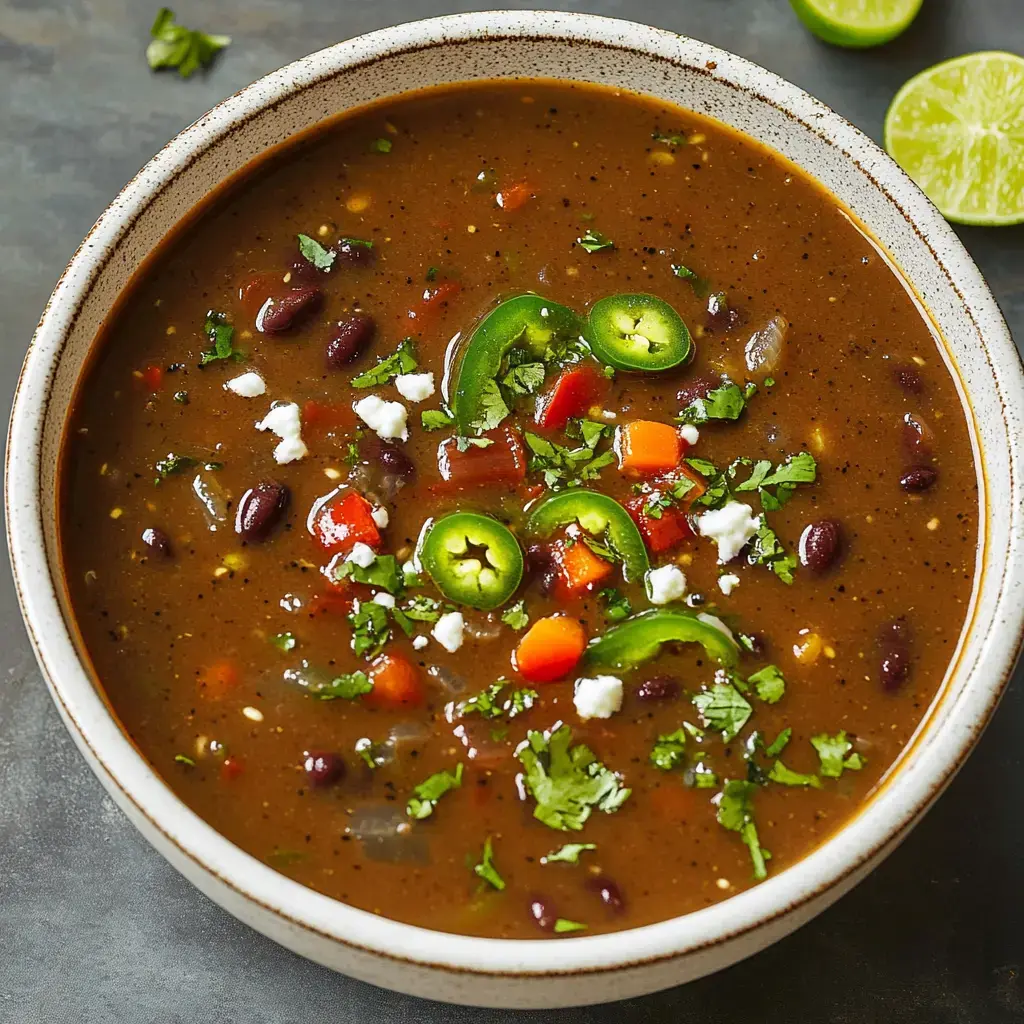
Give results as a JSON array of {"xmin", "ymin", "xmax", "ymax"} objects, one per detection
[
  {"xmin": 166, "ymin": 325, "xmax": 177, "ymax": 336},
  {"xmin": 688, "ymin": 133, "xmax": 707, "ymax": 145},
  {"xmin": 242, "ymin": 706, "xmax": 264, "ymax": 723},
  {"xmin": 793, "ymin": 631, "xmax": 823, "ymax": 664},
  {"xmin": 648, "ymin": 151, "xmax": 676, "ymax": 167},
  {"xmin": 810, "ymin": 426, "xmax": 828, "ymax": 454},
  {"xmin": 213, "ymin": 566, "xmax": 229, "ymax": 578},
  {"xmin": 927, "ymin": 517, "xmax": 940, "ymax": 531},
  {"xmin": 317, "ymin": 223, "xmax": 331, "ymax": 238},
  {"xmin": 346, "ymin": 194, "xmax": 371, "ymax": 213},
  {"xmin": 109, "ymin": 507, "xmax": 123, "ymax": 520},
  {"xmin": 223, "ymin": 552, "xmax": 248, "ymax": 572},
  {"xmin": 912, "ymin": 355, "xmax": 926, "ymax": 367},
  {"xmin": 823, "ymin": 645, "xmax": 837, "ymax": 660}
]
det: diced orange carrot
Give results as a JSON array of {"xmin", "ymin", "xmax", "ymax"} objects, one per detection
[
  {"xmin": 198, "ymin": 658, "xmax": 240, "ymax": 699},
  {"xmin": 617, "ymin": 421, "xmax": 683, "ymax": 475},
  {"xmin": 366, "ymin": 652, "xmax": 425, "ymax": 709},
  {"xmin": 554, "ymin": 539, "xmax": 613, "ymax": 599},
  {"xmin": 513, "ymin": 615, "xmax": 587, "ymax": 683},
  {"xmin": 650, "ymin": 783, "xmax": 698, "ymax": 820},
  {"xmin": 495, "ymin": 181, "xmax": 535, "ymax": 212}
]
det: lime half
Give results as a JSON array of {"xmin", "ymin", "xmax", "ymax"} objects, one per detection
[
  {"xmin": 885, "ymin": 52, "xmax": 1024, "ymax": 226},
  {"xmin": 789, "ymin": 0, "xmax": 922, "ymax": 47}
]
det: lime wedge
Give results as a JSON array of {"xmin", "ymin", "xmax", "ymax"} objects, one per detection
[
  {"xmin": 884, "ymin": 52, "xmax": 1024, "ymax": 226},
  {"xmin": 789, "ymin": 0, "xmax": 922, "ymax": 47}
]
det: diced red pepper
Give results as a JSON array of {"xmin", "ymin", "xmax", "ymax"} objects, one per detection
[
  {"xmin": 366, "ymin": 653, "xmax": 425, "ymax": 709},
  {"xmin": 139, "ymin": 365, "xmax": 163, "ymax": 392},
  {"xmin": 434, "ymin": 426, "xmax": 527, "ymax": 492},
  {"xmin": 302, "ymin": 399, "xmax": 356, "ymax": 434},
  {"xmin": 495, "ymin": 181, "xmax": 535, "ymax": 212},
  {"xmin": 553, "ymin": 538, "xmax": 614, "ymax": 600},
  {"xmin": 220, "ymin": 755, "xmax": 245, "ymax": 781},
  {"xmin": 625, "ymin": 495, "xmax": 693, "ymax": 554},
  {"xmin": 197, "ymin": 658, "xmax": 240, "ymax": 700},
  {"xmin": 408, "ymin": 280, "xmax": 463, "ymax": 334},
  {"xmin": 535, "ymin": 364, "xmax": 609, "ymax": 431},
  {"xmin": 311, "ymin": 491, "xmax": 381, "ymax": 553}
]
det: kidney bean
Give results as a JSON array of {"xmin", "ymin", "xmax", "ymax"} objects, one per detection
[
  {"xmin": 585, "ymin": 875, "xmax": 626, "ymax": 913},
  {"xmin": 528, "ymin": 895, "xmax": 557, "ymax": 932},
  {"xmin": 676, "ymin": 374, "xmax": 721, "ymax": 408},
  {"xmin": 303, "ymin": 751, "xmax": 345, "ymax": 787},
  {"xmin": 900, "ymin": 465, "xmax": 938, "ymax": 493},
  {"xmin": 798, "ymin": 519, "xmax": 843, "ymax": 572},
  {"xmin": 326, "ymin": 314, "xmax": 376, "ymax": 368},
  {"xmin": 287, "ymin": 257, "xmax": 323, "ymax": 285},
  {"xmin": 256, "ymin": 287, "xmax": 323, "ymax": 333},
  {"xmin": 902, "ymin": 412, "xmax": 933, "ymax": 460},
  {"xmin": 878, "ymin": 618, "xmax": 912, "ymax": 692},
  {"xmin": 893, "ymin": 363, "xmax": 923, "ymax": 393},
  {"xmin": 235, "ymin": 481, "xmax": 290, "ymax": 542},
  {"xmin": 705, "ymin": 292, "xmax": 742, "ymax": 332},
  {"xmin": 525, "ymin": 543, "xmax": 558, "ymax": 596},
  {"xmin": 636, "ymin": 676, "xmax": 680, "ymax": 702},
  {"xmin": 141, "ymin": 527, "xmax": 172, "ymax": 557},
  {"xmin": 335, "ymin": 237, "xmax": 375, "ymax": 266}
]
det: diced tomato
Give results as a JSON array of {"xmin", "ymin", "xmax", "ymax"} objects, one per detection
[
  {"xmin": 650, "ymin": 783, "xmax": 697, "ymax": 820},
  {"xmin": 239, "ymin": 272, "xmax": 282, "ymax": 318},
  {"xmin": 220, "ymin": 755, "xmax": 245, "ymax": 781},
  {"xmin": 366, "ymin": 652, "xmax": 425, "ymax": 708},
  {"xmin": 139, "ymin": 365, "xmax": 163, "ymax": 392},
  {"xmin": 626, "ymin": 495, "xmax": 693, "ymax": 554},
  {"xmin": 617, "ymin": 420, "xmax": 684, "ymax": 476},
  {"xmin": 198, "ymin": 658, "xmax": 240, "ymax": 700},
  {"xmin": 535, "ymin": 364, "xmax": 609, "ymax": 431},
  {"xmin": 514, "ymin": 615, "xmax": 587, "ymax": 683},
  {"xmin": 311, "ymin": 491, "xmax": 381, "ymax": 553},
  {"xmin": 553, "ymin": 538, "xmax": 614, "ymax": 599},
  {"xmin": 434, "ymin": 426, "xmax": 527, "ymax": 492},
  {"xmin": 307, "ymin": 586, "xmax": 354, "ymax": 617},
  {"xmin": 408, "ymin": 280, "xmax": 463, "ymax": 334},
  {"xmin": 302, "ymin": 399, "xmax": 356, "ymax": 434},
  {"xmin": 495, "ymin": 181, "xmax": 535, "ymax": 212}
]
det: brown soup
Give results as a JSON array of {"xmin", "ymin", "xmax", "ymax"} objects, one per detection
[{"xmin": 60, "ymin": 81, "xmax": 977, "ymax": 939}]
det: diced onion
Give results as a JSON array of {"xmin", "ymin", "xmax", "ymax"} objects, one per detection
[{"xmin": 744, "ymin": 315, "xmax": 788, "ymax": 373}]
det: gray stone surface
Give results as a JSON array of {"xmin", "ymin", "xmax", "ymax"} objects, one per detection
[{"xmin": 1, "ymin": 1, "xmax": 1022, "ymax": 1021}]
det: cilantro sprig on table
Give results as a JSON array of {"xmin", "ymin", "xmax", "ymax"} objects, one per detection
[{"xmin": 147, "ymin": 8, "xmax": 230, "ymax": 78}]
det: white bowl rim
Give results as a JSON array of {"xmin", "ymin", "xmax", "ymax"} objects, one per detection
[{"xmin": 7, "ymin": 9, "xmax": 1024, "ymax": 980}]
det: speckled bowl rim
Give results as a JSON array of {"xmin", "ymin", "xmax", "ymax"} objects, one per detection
[{"xmin": 7, "ymin": 10, "xmax": 1024, "ymax": 986}]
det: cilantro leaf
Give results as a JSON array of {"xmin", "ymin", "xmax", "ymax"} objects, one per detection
[
  {"xmin": 759, "ymin": 452, "xmax": 817, "ymax": 488},
  {"xmin": 554, "ymin": 919, "xmax": 588, "ymax": 934},
  {"xmin": 748, "ymin": 516, "xmax": 797, "ymax": 584},
  {"xmin": 290, "ymin": 667, "xmax": 373, "ymax": 701},
  {"xmin": 692, "ymin": 683, "xmax": 753, "ymax": 742},
  {"xmin": 764, "ymin": 727, "xmax": 792, "ymax": 758},
  {"xmin": 811, "ymin": 731, "xmax": 865, "ymax": 778},
  {"xmin": 541, "ymin": 843, "xmax": 597, "ymax": 865},
  {"xmin": 350, "ymin": 339, "xmax": 418, "ymax": 388},
  {"xmin": 407, "ymin": 763, "xmax": 463, "ymax": 819},
  {"xmin": 370, "ymin": 137, "xmax": 393, "ymax": 154},
  {"xmin": 671, "ymin": 263, "xmax": 709, "ymax": 297},
  {"xmin": 421, "ymin": 409, "xmax": 455, "ymax": 431},
  {"xmin": 502, "ymin": 362, "xmax": 546, "ymax": 397},
  {"xmin": 458, "ymin": 680, "xmax": 537, "ymax": 720},
  {"xmin": 716, "ymin": 779, "xmax": 770, "ymax": 881},
  {"xmin": 297, "ymin": 233, "xmax": 336, "ymax": 271},
  {"xmin": 333, "ymin": 553, "xmax": 402, "ymax": 594},
  {"xmin": 200, "ymin": 311, "xmax": 242, "ymax": 366},
  {"xmin": 748, "ymin": 664, "xmax": 786, "ymax": 704},
  {"xmin": 354, "ymin": 737, "xmax": 382, "ymax": 770},
  {"xmin": 470, "ymin": 378, "xmax": 512, "ymax": 433},
  {"xmin": 147, "ymin": 8, "xmax": 230, "ymax": 78},
  {"xmin": 678, "ymin": 380, "xmax": 755, "ymax": 425},
  {"xmin": 271, "ymin": 632, "xmax": 297, "ymax": 653},
  {"xmin": 348, "ymin": 600, "xmax": 391, "ymax": 658},
  {"xmin": 577, "ymin": 229, "xmax": 614, "ymax": 253},
  {"xmin": 473, "ymin": 836, "xmax": 505, "ymax": 890},
  {"xmin": 154, "ymin": 452, "xmax": 197, "ymax": 483},
  {"xmin": 768, "ymin": 761, "xmax": 822, "ymax": 788},
  {"xmin": 691, "ymin": 760, "xmax": 719, "ymax": 788},
  {"xmin": 401, "ymin": 596, "xmax": 443, "ymax": 623},
  {"xmin": 524, "ymin": 431, "xmax": 614, "ymax": 490},
  {"xmin": 501, "ymin": 600, "xmax": 529, "ymax": 630},
  {"xmin": 650, "ymin": 728, "xmax": 687, "ymax": 771},
  {"xmin": 516, "ymin": 725, "xmax": 630, "ymax": 831},
  {"xmin": 652, "ymin": 130, "xmax": 687, "ymax": 146},
  {"xmin": 597, "ymin": 587, "xmax": 632, "ymax": 622},
  {"xmin": 174, "ymin": 754, "xmax": 196, "ymax": 767}
]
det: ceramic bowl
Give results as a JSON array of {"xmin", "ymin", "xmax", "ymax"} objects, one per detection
[{"xmin": 7, "ymin": 10, "xmax": 1024, "ymax": 1009}]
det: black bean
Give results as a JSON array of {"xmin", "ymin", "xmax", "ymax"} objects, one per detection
[
  {"xmin": 141, "ymin": 527, "xmax": 171, "ymax": 557},
  {"xmin": 235, "ymin": 480, "xmax": 290, "ymax": 542},
  {"xmin": 798, "ymin": 519, "xmax": 843, "ymax": 572},
  {"xmin": 636, "ymin": 676, "xmax": 680, "ymax": 702},
  {"xmin": 676, "ymin": 374, "xmax": 721, "ymax": 408},
  {"xmin": 256, "ymin": 286, "xmax": 323, "ymax": 333},
  {"xmin": 335, "ymin": 237, "xmax": 375, "ymax": 266},
  {"xmin": 893, "ymin": 363, "xmax": 923, "ymax": 393},
  {"xmin": 528, "ymin": 895, "xmax": 557, "ymax": 932},
  {"xmin": 900, "ymin": 465, "xmax": 938, "ymax": 492},
  {"xmin": 525, "ymin": 543, "xmax": 558, "ymax": 596},
  {"xmin": 705, "ymin": 292, "xmax": 742, "ymax": 332},
  {"xmin": 326, "ymin": 314, "xmax": 376, "ymax": 368},
  {"xmin": 378, "ymin": 440, "xmax": 415, "ymax": 479},
  {"xmin": 303, "ymin": 751, "xmax": 345, "ymax": 787},
  {"xmin": 878, "ymin": 619, "xmax": 912, "ymax": 692},
  {"xmin": 585, "ymin": 875, "xmax": 626, "ymax": 913},
  {"xmin": 287, "ymin": 257, "xmax": 323, "ymax": 284}
]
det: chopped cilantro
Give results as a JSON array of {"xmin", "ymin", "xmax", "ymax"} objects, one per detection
[
  {"xmin": 597, "ymin": 587, "xmax": 632, "ymax": 622},
  {"xmin": 650, "ymin": 728, "xmax": 688, "ymax": 772},
  {"xmin": 154, "ymin": 452, "xmax": 197, "ymax": 483},
  {"xmin": 748, "ymin": 516, "xmax": 797, "ymax": 584},
  {"xmin": 541, "ymin": 843, "xmax": 597, "ymax": 865},
  {"xmin": 691, "ymin": 761, "xmax": 719, "ymax": 788},
  {"xmin": 764, "ymin": 727, "xmax": 792, "ymax": 758},
  {"xmin": 348, "ymin": 601, "xmax": 391, "ymax": 658},
  {"xmin": 502, "ymin": 362, "xmax": 546, "ymax": 397},
  {"xmin": 764, "ymin": 376, "xmax": 776, "ymax": 387},
  {"xmin": 270, "ymin": 632, "xmax": 297, "ymax": 653},
  {"xmin": 554, "ymin": 918, "xmax": 588, "ymax": 934},
  {"xmin": 401, "ymin": 595, "xmax": 443, "ymax": 623},
  {"xmin": 516, "ymin": 724, "xmax": 631, "ymax": 831},
  {"xmin": 716, "ymin": 779, "xmax": 770, "ymax": 881},
  {"xmin": 577, "ymin": 229, "xmax": 614, "ymax": 253},
  {"xmin": 425, "ymin": 266, "xmax": 438, "ymax": 282},
  {"xmin": 748, "ymin": 664, "xmax": 786, "ymax": 704},
  {"xmin": 146, "ymin": 8, "xmax": 230, "ymax": 78},
  {"xmin": 297, "ymin": 233, "xmax": 336, "ymax": 271},
  {"xmin": 200, "ymin": 311, "xmax": 241, "ymax": 366},
  {"xmin": 407, "ymin": 763, "xmax": 464, "ymax": 819},
  {"xmin": 354, "ymin": 737, "xmax": 381, "ymax": 770},
  {"xmin": 734, "ymin": 452, "xmax": 817, "ymax": 510},
  {"xmin": 580, "ymin": 534, "xmax": 618, "ymax": 563},
  {"xmin": 334, "ymin": 553, "xmax": 402, "ymax": 594},
  {"xmin": 678, "ymin": 380, "xmax": 755, "ymax": 425},
  {"xmin": 343, "ymin": 441, "xmax": 359, "ymax": 466},
  {"xmin": 652, "ymin": 130, "xmax": 687, "ymax": 146},
  {"xmin": 564, "ymin": 418, "xmax": 611, "ymax": 450},
  {"xmin": 524, "ymin": 432, "xmax": 615, "ymax": 490},
  {"xmin": 768, "ymin": 761, "xmax": 822, "ymax": 788},
  {"xmin": 301, "ymin": 669, "xmax": 373, "ymax": 701},
  {"xmin": 370, "ymin": 137, "xmax": 393, "ymax": 154},
  {"xmin": 692, "ymin": 682, "xmax": 753, "ymax": 742},
  {"xmin": 473, "ymin": 836, "xmax": 505, "ymax": 890},
  {"xmin": 458, "ymin": 680, "xmax": 537, "ymax": 720},
  {"xmin": 811, "ymin": 731, "xmax": 865, "ymax": 778},
  {"xmin": 671, "ymin": 263, "xmax": 709, "ymax": 297},
  {"xmin": 421, "ymin": 409, "xmax": 455, "ymax": 431},
  {"xmin": 455, "ymin": 435, "xmax": 494, "ymax": 452},
  {"xmin": 173, "ymin": 753, "xmax": 195, "ymax": 767},
  {"xmin": 470, "ymin": 378, "xmax": 512, "ymax": 433},
  {"xmin": 501, "ymin": 600, "xmax": 529, "ymax": 630},
  {"xmin": 350, "ymin": 338, "xmax": 418, "ymax": 388},
  {"xmin": 339, "ymin": 236, "xmax": 373, "ymax": 251},
  {"xmin": 173, "ymin": 390, "xmax": 189, "ymax": 405}
]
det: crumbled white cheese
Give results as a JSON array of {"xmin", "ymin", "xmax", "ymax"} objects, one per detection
[
  {"xmin": 412, "ymin": 635, "xmax": 429, "ymax": 650},
  {"xmin": 348, "ymin": 541, "xmax": 376, "ymax": 568},
  {"xmin": 394, "ymin": 372, "xmax": 435, "ymax": 403},
  {"xmin": 697, "ymin": 612, "xmax": 736, "ymax": 643},
  {"xmin": 255, "ymin": 402, "xmax": 307, "ymax": 464},
  {"xmin": 371, "ymin": 506, "xmax": 390, "ymax": 529},
  {"xmin": 402, "ymin": 559, "xmax": 418, "ymax": 577},
  {"xmin": 696, "ymin": 501, "xmax": 760, "ymax": 563},
  {"xmin": 353, "ymin": 395, "xmax": 409, "ymax": 441},
  {"xmin": 372, "ymin": 592, "xmax": 395, "ymax": 608},
  {"xmin": 573, "ymin": 675, "xmax": 624, "ymax": 720},
  {"xmin": 680, "ymin": 424, "xmax": 700, "ymax": 446},
  {"xmin": 646, "ymin": 563, "xmax": 688, "ymax": 605},
  {"xmin": 431, "ymin": 611, "xmax": 465, "ymax": 653},
  {"xmin": 718, "ymin": 573, "xmax": 740, "ymax": 596},
  {"xmin": 224, "ymin": 371, "xmax": 266, "ymax": 398}
]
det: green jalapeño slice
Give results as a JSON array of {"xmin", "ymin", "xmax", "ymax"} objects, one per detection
[
  {"xmin": 419, "ymin": 512, "xmax": 524, "ymax": 610},
  {"xmin": 585, "ymin": 609, "xmax": 739, "ymax": 671},
  {"xmin": 452, "ymin": 294, "xmax": 582, "ymax": 433},
  {"xmin": 586, "ymin": 293, "xmax": 692, "ymax": 372}
]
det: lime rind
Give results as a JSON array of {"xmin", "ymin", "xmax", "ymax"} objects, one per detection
[
  {"xmin": 789, "ymin": 0, "xmax": 923, "ymax": 48},
  {"xmin": 884, "ymin": 51, "xmax": 1024, "ymax": 226}
]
